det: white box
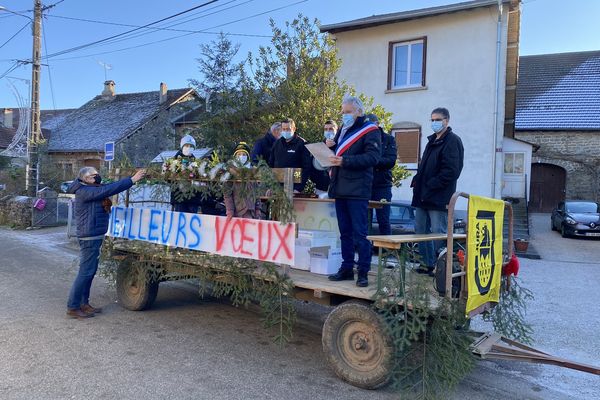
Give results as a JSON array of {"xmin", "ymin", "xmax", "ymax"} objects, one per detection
[
  {"xmin": 297, "ymin": 229, "xmax": 339, "ymax": 248},
  {"xmin": 293, "ymin": 244, "xmax": 311, "ymax": 270},
  {"xmin": 309, "ymin": 246, "xmax": 342, "ymax": 275}
]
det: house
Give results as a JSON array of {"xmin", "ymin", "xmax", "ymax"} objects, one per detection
[
  {"xmin": 514, "ymin": 50, "xmax": 600, "ymax": 211},
  {"xmin": 0, "ymin": 108, "xmax": 74, "ymax": 164},
  {"xmin": 320, "ymin": 0, "xmax": 528, "ymax": 205},
  {"xmin": 46, "ymin": 81, "xmax": 203, "ymax": 178}
]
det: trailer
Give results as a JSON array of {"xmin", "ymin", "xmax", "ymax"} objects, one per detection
[{"xmin": 104, "ymin": 171, "xmax": 600, "ymax": 392}]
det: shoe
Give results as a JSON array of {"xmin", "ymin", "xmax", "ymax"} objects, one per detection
[
  {"xmin": 356, "ymin": 275, "xmax": 368, "ymax": 287},
  {"xmin": 81, "ymin": 304, "xmax": 102, "ymax": 314},
  {"xmin": 67, "ymin": 308, "xmax": 94, "ymax": 319},
  {"xmin": 328, "ymin": 270, "xmax": 354, "ymax": 281}
]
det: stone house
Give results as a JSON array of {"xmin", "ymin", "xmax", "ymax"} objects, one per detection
[
  {"xmin": 46, "ymin": 81, "xmax": 203, "ymax": 178},
  {"xmin": 320, "ymin": 0, "xmax": 528, "ymax": 205},
  {"xmin": 514, "ymin": 50, "xmax": 600, "ymax": 211}
]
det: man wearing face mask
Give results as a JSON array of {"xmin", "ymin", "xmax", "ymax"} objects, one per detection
[
  {"xmin": 268, "ymin": 118, "xmax": 311, "ymax": 192},
  {"xmin": 66, "ymin": 166, "xmax": 146, "ymax": 318},
  {"xmin": 411, "ymin": 107, "xmax": 464, "ymax": 276},
  {"xmin": 327, "ymin": 96, "xmax": 381, "ymax": 287},
  {"xmin": 309, "ymin": 120, "xmax": 337, "ymax": 197}
]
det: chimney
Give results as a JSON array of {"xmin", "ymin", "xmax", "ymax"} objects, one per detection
[
  {"xmin": 101, "ymin": 80, "xmax": 116, "ymax": 99},
  {"xmin": 2, "ymin": 109, "xmax": 13, "ymax": 128},
  {"xmin": 159, "ymin": 82, "xmax": 168, "ymax": 104}
]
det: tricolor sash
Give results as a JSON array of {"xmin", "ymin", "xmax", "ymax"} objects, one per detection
[{"xmin": 335, "ymin": 123, "xmax": 379, "ymax": 156}]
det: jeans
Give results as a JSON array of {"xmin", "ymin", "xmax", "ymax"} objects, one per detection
[
  {"xmin": 414, "ymin": 208, "xmax": 448, "ymax": 268},
  {"xmin": 335, "ymin": 199, "xmax": 371, "ymax": 275},
  {"xmin": 370, "ymin": 186, "xmax": 392, "ymax": 235},
  {"xmin": 67, "ymin": 239, "xmax": 104, "ymax": 310}
]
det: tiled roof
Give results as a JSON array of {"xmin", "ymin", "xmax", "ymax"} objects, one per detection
[
  {"xmin": 515, "ymin": 50, "xmax": 600, "ymax": 131},
  {"xmin": 48, "ymin": 88, "xmax": 192, "ymax": 152}
]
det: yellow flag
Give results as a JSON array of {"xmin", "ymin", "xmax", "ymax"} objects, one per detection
[{"xmin": 466, "ymin": 195, "xmax": 505, "ymax": 317}]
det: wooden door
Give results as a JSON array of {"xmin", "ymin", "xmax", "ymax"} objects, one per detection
[{"xmin": 529, "ymin": 163, "xmax": 566, "ymax": 212}]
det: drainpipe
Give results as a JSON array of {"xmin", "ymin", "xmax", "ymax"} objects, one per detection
[{"xmin": 491, "ymin": 0, "xmax": 504, "ymax": 198}]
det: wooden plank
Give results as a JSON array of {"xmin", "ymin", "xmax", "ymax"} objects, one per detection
[
  {"xmin": 294, "ymin": 288, "xmax": 331, "ymax": 306},
  {"xmin": 367, "ymin": 233, "xmax": 467, "ymax": 246}
]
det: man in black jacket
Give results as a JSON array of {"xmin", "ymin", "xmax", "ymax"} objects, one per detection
[
  {"xmin": 366, "ymin": 114, "xmax": 397, "ymax": 235},
  {"xmin": 269, "ymin": 118, "xmax": 311, "ymax": 192},
  {"xmin": 251, "ymin": 122, "xmax": 281, "ymax": 165},
  {"xmin": 411, "ymin": 107, "xmax": 464, "ymax": 275},
  {"xmin": 327, "ymin": 96, "xmax": 381, "ymax": 287}
]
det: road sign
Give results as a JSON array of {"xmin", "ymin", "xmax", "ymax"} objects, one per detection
[{"xmin": 104, "ymin": 142, "xmax": 114, "ymax": 161}]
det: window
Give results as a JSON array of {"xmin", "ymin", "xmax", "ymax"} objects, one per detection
[
  {"xmin": 393, "ymin": 129, "xmax": 421, "ymax": 164},
  {"xmin": 62, "ymin": 163, "xmax": 73, "ymax": 179},
  {"xmin": 504, "ymin": 152, "xmax": 524, "ymax": 174},
  {"xmin": 388, "ymin": 38, "xmax": 426, "ymax": 90}
]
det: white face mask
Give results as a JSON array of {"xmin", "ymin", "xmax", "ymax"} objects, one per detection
[
  {"xmin": 182, "ymin": 145, "xmax": 193, "ymax": 156},
  {"xmin": 237, "ymin": 155, "xmax": 249, "ymax": 165}
]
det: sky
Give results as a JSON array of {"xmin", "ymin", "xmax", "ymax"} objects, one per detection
[{"xmin": 0, "ymin": 0, "xmax": 599, "ymax": 110}]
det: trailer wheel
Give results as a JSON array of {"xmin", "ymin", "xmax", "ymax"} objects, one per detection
[
  {"xmin": 116, "ymin": 260, "xmax": 159, "ymax": 311},
  {"xmin": 322, "ymin": 300, "xmax": 393, "ymax": 389}
]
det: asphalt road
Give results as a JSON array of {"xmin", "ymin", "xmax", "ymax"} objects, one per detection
[{"xmin": 0, "ymin": 214, "xmax": 598, "ymax": 400}]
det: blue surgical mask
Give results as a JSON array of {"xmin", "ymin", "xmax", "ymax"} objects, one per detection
[
  {"xmin": 431, "ymin": 120, "xmax": 444, "ymax": 133},
  {"xmin": 324, "ymin": 131, "xmax": 335, "ymax": 140},
  {"xmin": 281, "ymin": 130, "xmax": 293, "ymax": 140},
  {"xmin": 342, "ymin": 113, "xmax": 355, "ymax": 127}
]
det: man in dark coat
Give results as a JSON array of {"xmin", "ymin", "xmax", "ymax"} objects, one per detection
[
  {"xmin": 66, "ymin": 167, "xmax": 146, "ymax": 318},
  {"xmin": 411, "ymin": 107, "xmax": 464, "ymax": 275},
  {"xmin": 251, "ymin": 122, "xmax": 281, "ymax": 165},
  {"xmin": 327, "ymin": 96, "xmax": 381, "ymax": 287},
  {"xmin": 269, "ymin": 118, "xmax": 311, "ymax": 192},
  {"xmin": 366, "ymin": 114, "xmax": 397, "ymax": 235}
]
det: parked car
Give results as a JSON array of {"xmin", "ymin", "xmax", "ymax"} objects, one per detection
[
  {"xmin": 369, "ymin": 201, "xmax": 467, "ymax": 236},
  {"xmin": 551, "ymin": 200, "xmax": 600, "ymax": 238},
  {"xmin": 60, "ymin": 181, "xmax": 73, "ymax": 193}
]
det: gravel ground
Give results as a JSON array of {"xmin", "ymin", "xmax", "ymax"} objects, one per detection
[{"xmin": 0, "ymin": 214, "xmax": 598, "ymax": 399}]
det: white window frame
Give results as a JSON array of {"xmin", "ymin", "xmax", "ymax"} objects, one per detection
[
  {"xmin": 390, "ymin": 39, "xmax": 425, "ymax": 90},
  {"xmin": 503, "ymin": 152, "xmax": 525, "ymax": 175}
]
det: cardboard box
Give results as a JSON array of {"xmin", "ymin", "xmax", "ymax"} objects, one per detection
[
  {"xmin": 293, "ymin": 244, "xmax": 311, "ymax": 270},
  {"xmin": 309, "ymin": 246, "xmax": 342, "ymax": 275},
  {"xmin": 297, "ymin": 229, "xmax": 339, "ymax": 248}
]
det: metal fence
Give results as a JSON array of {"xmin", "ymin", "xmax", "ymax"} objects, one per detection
[{"xmin": 31, "ymin": 188, "xmax": 70, "ymax": 228}]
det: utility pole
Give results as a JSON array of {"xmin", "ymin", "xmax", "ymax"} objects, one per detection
[{"xmin": 26, "ymin": 0, "xmax": 42, "ymax": 196}]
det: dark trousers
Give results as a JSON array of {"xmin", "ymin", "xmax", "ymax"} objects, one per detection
[
  {"xmin": 67, "ymin": 239, "xmax": 103, "ymax": 310},
  {"xmin": 370, "ymin": 186, "xmax": 392, "ymax": 235},
  {"xmin": 335, "ymin": 198, "xmax": 371, "ymax": 275}
]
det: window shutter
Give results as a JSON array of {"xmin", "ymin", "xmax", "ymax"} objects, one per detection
[{"xmin": 394, "ymin": 129, "xmax": 421, "ymax": 164}]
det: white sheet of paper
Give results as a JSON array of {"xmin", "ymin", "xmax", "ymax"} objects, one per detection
[{"xmin": 305, "ymin": 142, "xmax": 335, "ymax": 167}]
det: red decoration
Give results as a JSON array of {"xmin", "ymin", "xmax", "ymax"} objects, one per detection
[{"xmin": 502, "ymin": 254, "xmax": 520, "ymax": 277}]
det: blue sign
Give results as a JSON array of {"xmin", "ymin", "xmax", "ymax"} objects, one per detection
[{"xmin": 104, "ymin": 142, "xmax": 114, "ymax": 161}]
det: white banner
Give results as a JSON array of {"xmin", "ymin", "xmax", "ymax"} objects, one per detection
[{"xmin": 107, "ymin": 206, "xmax": 296, "ymax": 265}]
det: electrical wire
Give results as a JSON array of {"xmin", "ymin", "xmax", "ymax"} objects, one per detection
[
  {"xmin": 48, "ymin": 0, "xmax": 307, "ymax": 62},
  {"xmin": 41, "ymin": 17, "xmax": 57, "ymax": 110},
  {"xmin": 0, "ymin": 21, "xmax": 30, "ymax": 50},
  {"xmin": 0, "ymin": 61, "xmax": 24, "ymax": 80},
  {"xmin": 43, "ymin": 0, "xmax": 219, "ymax": 59}
]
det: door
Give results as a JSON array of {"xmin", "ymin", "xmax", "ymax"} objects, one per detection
[
  {"xmin": 502, "ymin": 152, "xmax": 526, "ymax": 198},
  {"xmin": 530, "ymin": 163, "xmax": 566, "ymax": 212}
]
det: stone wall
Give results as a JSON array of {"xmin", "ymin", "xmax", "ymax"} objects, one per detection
[
  {"xmin": 515, "ymin": 130, "xmax": 600, "ymax": 201},
  {"xmin": 0, "ymin": 195, "xmax": 32, "ymax": 228}
]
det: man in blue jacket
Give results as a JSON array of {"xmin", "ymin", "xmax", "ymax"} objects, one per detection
[
  {"xmin": 411, "ymin": 107, "xmax": 464, "ymax": 275},
  {"xmin": 66, "ymin": 167, "xmax": 146, "ymax": 318},
  {"xmin": 327, "ymin": 96, "xmax": 381, "ymax": 287}
]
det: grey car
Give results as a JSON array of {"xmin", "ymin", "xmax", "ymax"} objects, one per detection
[{"xmin": 551, "ymin": 200, "xmax": 600, "ymax": 238}]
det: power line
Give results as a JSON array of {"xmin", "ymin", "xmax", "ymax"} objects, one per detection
[
  {"xmin": 41, "ymin": 17, "xmax": 57, "ymax": 110},
  {"xmin": 43, "ymin": 0, "xmax": 220, "ymax": 59},
  {"xmin": 0, "ymin": 61, "xmax": 24, "ymax": 81},
  {"xmin": 0, "ymin": 21, "xmax": 30, "ymax": 50},
  {"xmin": 45, "ymin": 2, "xmax": 271, "ymax": 39},
  {"xmin": 48, "ymin": 0, "xmax": 307, "ymax": 62}
]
